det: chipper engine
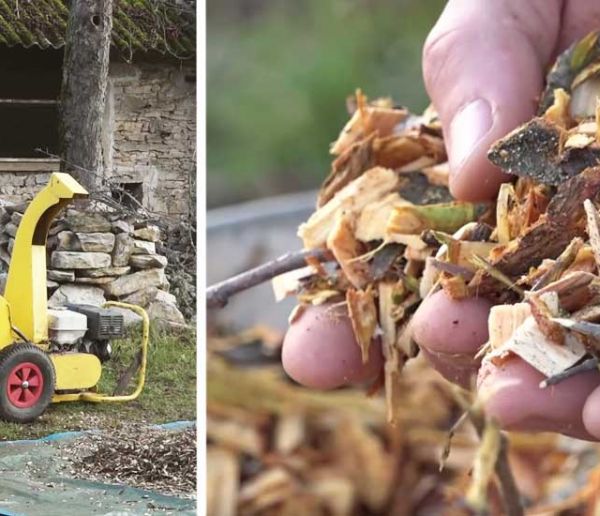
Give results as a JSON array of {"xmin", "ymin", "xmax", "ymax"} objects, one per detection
[{"xmin": 0, "ymin": 173, "xmax": 148, "ymax": 423}]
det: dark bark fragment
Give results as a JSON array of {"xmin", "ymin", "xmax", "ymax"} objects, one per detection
[
  {"xmin": 488, "ymin": 118, "xmax": 600, "ymax": 185},
  {"xmin": 369, "ymin": 243, "xmax": 404, "ymax": 281},
  {"xmin": 59, "ymin": 0, "xmax": 113, "ymax": 190},
  {"xmin": 396, "ymin": 171, "xmax": 454, "ymax": 205}
]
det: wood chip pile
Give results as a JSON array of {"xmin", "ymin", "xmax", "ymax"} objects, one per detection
[
  {"xmin": 70, "ymin": 426, "xmax": 196, "ymax": 496},
  {"xmin": 207, "ymin": 332, "xmax": 600, "ymax": 515}
]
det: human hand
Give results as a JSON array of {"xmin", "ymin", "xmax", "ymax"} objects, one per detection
[{"xmin": 283, "ymin": 0, "xmax": 600, "ymax": 440}]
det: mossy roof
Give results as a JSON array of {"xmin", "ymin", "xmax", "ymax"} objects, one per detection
[{"xmin": 0, "ymin": 0, "xmax": 195, "ymax": 59}]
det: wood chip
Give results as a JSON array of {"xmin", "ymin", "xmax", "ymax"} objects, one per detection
[
  {"xmin": 327, "ymin": 213, "xmax": 370, "ymax": 289},
  {"xmin": 584, "ymin": 198, "xmax": 600, "ymax": 271},
  {"xmin": 272, "ymin": 266, "xmax": 314, "ymax": 302},
  {"xmin": 354, "ymin": 192, "xmax": 408, "ymax": 242},
  {"xmin": 488, "ymin": 303, "xmax": 532, "ymax": 350},
  {"xmin": 207, "ymin": 447, "xmax": 240, "ymax": 516},
  {"xmin": 331, "ymin": 91, "xmax": 407, "ymax": 155},
  {"xmin": 378, "ymin": 282, "xmax": 404, "ymax": 424},
  {"xmin": 298, "ymin": 167, "xmax": 399, "ymax": 249},
  {"xmin": 346, "ymin": 288, "xmax": 377, "ymax": 363},
  {"xmin": 487, "ymin": 316, "xmax": 587, "ymax": 377}
]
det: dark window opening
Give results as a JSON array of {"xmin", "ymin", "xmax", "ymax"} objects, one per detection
[
  {"xmin": 112, "ymin": 182, "xmax": 143, "ymax": 209},
  {"xmin": 0, "ymin": 47, "xmax": 63, "ymax": 159}
]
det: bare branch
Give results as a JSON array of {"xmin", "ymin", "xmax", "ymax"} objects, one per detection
[{"xmin": 206, "ymin": 249, "xmax": 332, "ymax": 309}]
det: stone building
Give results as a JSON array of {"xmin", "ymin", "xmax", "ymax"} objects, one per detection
[{"xmin": 0, "ymin": 0, "xmax": 196, "ymax": 217}]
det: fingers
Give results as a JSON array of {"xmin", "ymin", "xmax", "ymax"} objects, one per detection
[
  {"xmin": 282, "ymin": 303, "xmax": 383, "ymax": 390},
  {"xmin": 412, "ymin": 290, "xmax": 492, "ymax": 387},
  {"xmin": 422, "ymin": 0, "xmax": 561, "ymax": 201},
  {"xmin": 556, "ymin": 0, "xmax": 600, "ymax": 54},
  {"xmin": 478, "ymin": 358, "xmax": 600, "ymax": 440},
  {"xmin": 582, "ymin": 383, "xmax": 600, "ymax": 439}
]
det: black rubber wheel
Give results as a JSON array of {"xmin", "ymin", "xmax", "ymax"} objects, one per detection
[{"xmin": 0, "ymin": 343, "xmax": 55, "ymax": 423}]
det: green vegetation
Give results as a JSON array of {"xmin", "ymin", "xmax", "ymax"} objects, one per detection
[
  {"xmin": 207, "ymin": 0, "xmax": 445, "ymax": 206},
  {"xmin": 0, "ymin": 327, "xmax": 196, "ymax": 441}
]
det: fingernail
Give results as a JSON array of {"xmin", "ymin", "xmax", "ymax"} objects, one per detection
[{"xmin": 449, "ymin": 99, "xmax": 493, "ymax": 174}]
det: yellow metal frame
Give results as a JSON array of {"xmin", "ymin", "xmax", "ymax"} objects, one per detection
[{"xmin": 52, "ymin": 302, "xmax": 150, "ymax": 403}]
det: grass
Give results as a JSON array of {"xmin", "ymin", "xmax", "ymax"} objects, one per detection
[{"xmin": 0, "ymin": 326, "xmax": 197, "ymax": 441}]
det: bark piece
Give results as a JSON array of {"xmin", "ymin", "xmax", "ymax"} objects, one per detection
[
  {"xmin": 470, "ymin": 167, "xmax": 600, "ymax": 298},
  {"xmin": 421, "ymin": 161, "xmax": 449, "ymax": 186},
  {"xmin": 488, "ymin": 117, "xmax": 600, "ymax": 185},
  {"xmin": 271, "ymin": 266, "xmax": 314, "ymax": 302},
  {"xmin": 368, "ymin": 243, "xmax": 404, "ymax": 281}
]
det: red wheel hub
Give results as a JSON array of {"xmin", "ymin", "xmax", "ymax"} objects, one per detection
[{"xmin": 6, "ymin": 362, "xmax": 44, "ymax": 408}]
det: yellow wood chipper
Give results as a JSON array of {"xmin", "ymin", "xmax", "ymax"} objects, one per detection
[{"xmin": 0, "ymin": 172, "xmax": 148, "ymax": 423}]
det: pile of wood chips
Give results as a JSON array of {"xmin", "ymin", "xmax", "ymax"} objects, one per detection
[
  {"xmin": 207, "ymin": 330, "xmax": 600, "ymax": 515},
  {"xmin": 208, "ymin": 32, "xmax": 600, "ymax": 514},
  {"xmin": 71, "ymin": 426, "xmax": 196, "ymax": 496}
]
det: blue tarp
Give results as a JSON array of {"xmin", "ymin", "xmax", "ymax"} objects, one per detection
[{"xmin": 0, "ymin": 422, "xmax": 197, "ymax": 516}]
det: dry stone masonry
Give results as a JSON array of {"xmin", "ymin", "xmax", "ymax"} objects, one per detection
[{"xmin": 0, "ymin": 203, "xmax": 185, "ymax": 328}]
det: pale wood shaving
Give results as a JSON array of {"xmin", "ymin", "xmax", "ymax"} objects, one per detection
[
  {"xmin": 354, "ymin": 192, "xmax": 409, "ymax": 242},
  {"xmin": 487, "ymin": 316, "xmax": 586, "ymax": 377},
  {"xmin": 378, "ymin": 281, "xmax": 404, "ymax": 424},
  {"xmin": 543, "ymin": 88, "xmax": 572, "ymax": 129},
  {"xmin": 346, "ymin": 288, "xmax": 377, "ymax": 364},
  {"xmin": 298, "ymin": 167, "xmax": 399, "ymax": 249},
  {"xmin": 327, "ymin": 213, "xmax": 370, "ymax": 289},
  {"xmin": 564, "ymin": 132, "xmax": 595, "ymax": 148}
]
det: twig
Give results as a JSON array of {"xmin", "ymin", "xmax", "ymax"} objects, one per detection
[
  {"xmin": 540, "ymin": 357, "xmax": 600, "ymax": 388},
  {"xmin": 207, "ymin": 249, "xmax": 332, "ymax": 309}
]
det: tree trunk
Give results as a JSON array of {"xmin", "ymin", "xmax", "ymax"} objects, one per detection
[{"xmin": 59, "ymin": 0, "xmax": 113, "ymax": 191}]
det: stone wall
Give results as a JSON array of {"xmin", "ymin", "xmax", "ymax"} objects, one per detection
[
  {"xmin": 0, "ymin": 171, "xmax": 52, "ymax": 204},
  {"xmin": 0, "ymin": 203, "xmax": 186, "ymax": 328},
  {"xmin": 0, "ymin": 57, "xmax": 196, "ymax": 218},
  {"xmin": 107, "ymin": 59, "xmax": 196, "ymax": 217}
]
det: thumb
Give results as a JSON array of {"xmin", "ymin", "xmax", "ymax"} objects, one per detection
[{"xmin": 423, "ymin": 0, "xmax": 561, "ymax": 201}]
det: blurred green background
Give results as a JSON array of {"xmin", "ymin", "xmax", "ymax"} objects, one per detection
[{"xmin": 207, "ymin": 0, "xmax": 445, "ymax": 208}]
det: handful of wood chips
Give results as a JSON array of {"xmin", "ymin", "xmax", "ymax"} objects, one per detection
[{"xmin": 276, "ymin": 32, "xmax": 600, "ymax": 423}]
